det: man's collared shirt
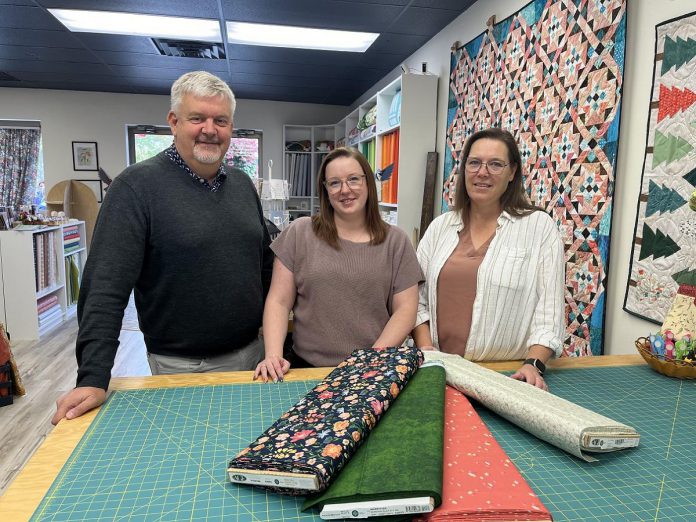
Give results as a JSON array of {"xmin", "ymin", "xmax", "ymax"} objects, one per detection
[{"xmin": 164, "ymin": 143, "xmax": 227, "ymax": 192}]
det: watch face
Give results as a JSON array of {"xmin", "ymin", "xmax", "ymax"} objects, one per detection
[{"xmin": 525, "ymin": 358, "xmax": 544, "ymax": 375}]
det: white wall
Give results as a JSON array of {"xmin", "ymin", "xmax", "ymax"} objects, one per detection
[
  {"xmin": 0, "ymin": 88, "xmax": 347, "ymax": 186},
  {"xmin": 354, "ymin": 0, "xmax": 694, "ymax": 356}
]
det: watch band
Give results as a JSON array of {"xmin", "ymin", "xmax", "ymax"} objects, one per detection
[{"xmin": 523, "ymin": 358, "xmax": 545, "ymax": 376}]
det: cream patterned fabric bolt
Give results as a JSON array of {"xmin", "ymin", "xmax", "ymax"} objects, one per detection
[
  {"xmin": 661, "ymin": 285, "xmax": 696, "ymax": 339},
  {"xmin": 424, "ymin": 351, "xmax": 640, "ymax": 462}
]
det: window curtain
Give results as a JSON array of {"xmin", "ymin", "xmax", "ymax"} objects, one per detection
[{"xmin": 0, "ymin": 128, "xmax": 41, "ymax": 208}]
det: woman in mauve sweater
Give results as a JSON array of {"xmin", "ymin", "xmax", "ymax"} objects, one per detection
[{"xmin": 254, "ymin": 147, "xmax": 423, "ymax": 382}]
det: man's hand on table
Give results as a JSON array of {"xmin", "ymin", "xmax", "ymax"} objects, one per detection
[{"xmin": 52, "ymin": 387, "xmax": 106, "ymax": 425}]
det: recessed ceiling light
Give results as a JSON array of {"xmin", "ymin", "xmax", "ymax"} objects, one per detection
[
  {"xmin": 48, "ymin": 9, "xmax": 221, "ymax": 41},
  {"xmin": 226, "ymin": 21, "xmax": 379, "ymax": 52}
]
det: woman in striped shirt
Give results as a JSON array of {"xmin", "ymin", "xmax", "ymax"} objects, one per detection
[{"xmin": 413, "ymin": 128, "xmax": 565, "ymax": 391}]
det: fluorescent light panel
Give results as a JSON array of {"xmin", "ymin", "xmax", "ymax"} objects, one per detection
[
  {"xmin": 226, "ymin": 22, "xmax": 379, "ymax": 52},
  {"xmin": 47, "ymin": 9, "xmax": 221, "ymax": 41}
]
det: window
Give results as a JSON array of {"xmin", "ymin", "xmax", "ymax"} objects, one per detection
[
  {"xmin": 126, "ymin": 125, "xmax": 263, "ymax": 179},
  {"xmin": 126, "ymin": 126, "xmax": 172, "ymax": 164},
  {"xmin": 225, "ymin": 129, "xmax": 262, "ymax": 179},
  {"xmin": 0, "ymin": 120, "xmax": 44, "ymax": 210}
]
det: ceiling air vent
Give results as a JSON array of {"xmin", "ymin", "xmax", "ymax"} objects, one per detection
[
  {"xmin": 0, "ymin": 71, "xmax": 20, "ymax": 81},
  {"xmin": 153, "ymin": 39, "xmax": 226, "ymax": 59}
]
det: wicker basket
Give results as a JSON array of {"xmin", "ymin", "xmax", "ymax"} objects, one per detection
[{"xmin": 635, "ymin": 337, "xmax": 696, "ymax": 379}]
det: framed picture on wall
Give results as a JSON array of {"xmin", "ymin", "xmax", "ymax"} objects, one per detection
[
  {"xmin": 75, "ymin": 179, "xmax": 105, "ymax": 203},
  {"xmin": 72, "ymin": 141, "xmax": 99, "ymax": 171}
]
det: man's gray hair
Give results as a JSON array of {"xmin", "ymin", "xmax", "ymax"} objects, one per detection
[{"xmin": 170, "ymin": 71, "xmax": 236, "ymax": 116}]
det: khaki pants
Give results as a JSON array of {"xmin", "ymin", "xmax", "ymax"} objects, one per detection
[{"xmin": 147, "ymin": 337, "xmax": 264, "ymax": 375}]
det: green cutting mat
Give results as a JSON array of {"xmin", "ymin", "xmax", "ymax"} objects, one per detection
[{"xmin": 31, "ymin": 366, "xmax": 695, "ymax": 521}]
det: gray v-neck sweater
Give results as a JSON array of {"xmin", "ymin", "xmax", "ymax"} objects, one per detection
[{"xmin": 76, "ymin": 152, "xmax": 273, "ymax": 389}]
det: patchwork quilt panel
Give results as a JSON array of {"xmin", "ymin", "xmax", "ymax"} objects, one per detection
[
  {"xmin": 442, "ymin": 0, "xmax": 627, "ymax": 355},
  {"xmin": 624, "ymin": 10, "xmax": 696, "ymax": 324}
]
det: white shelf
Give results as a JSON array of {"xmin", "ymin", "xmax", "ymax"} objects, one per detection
[
  {"xmin": 36, "ymin": 283, "xmax": 65, "ymax": 299},
  {"xmin": 379, "ymin": 202, "xmax": 399, "ymax": 208},
  {"xmin": 378, "ymin": 123, "xmax": 400, "ymax": 136},
  {"xmin": 64, "ymin": 246, "xmax": 86, "ymax": 257},
  {"xmin": 0, "ymin": 221, "xmax": 87, "ymax": 340},
  {"xmin": 358, "ymin": 130, "xmax": 376, "ymax": 143},
  {"xmin": 13, "ymin": 224, "xmax": 61, "ymax": 233},
  {"xmin": 65, "ymin": 303, "xmax": 78, "ymax": 319}
]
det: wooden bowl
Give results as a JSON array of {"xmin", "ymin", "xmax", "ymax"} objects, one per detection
[{"xmin": 635, "ymin": 337, "xmax": 696, "ymax": 379}]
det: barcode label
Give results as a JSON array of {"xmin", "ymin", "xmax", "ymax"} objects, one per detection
[
  {"xmin": 587, "ymin": 437, "xmax": 639, "ymax": 450},
  {"xmin": 405, "ymin": 504, "xmax": 430, "ymax": 513},
  {"xmin": 321, "ymin": 497, "xmax": 434, "ymax": 519}
]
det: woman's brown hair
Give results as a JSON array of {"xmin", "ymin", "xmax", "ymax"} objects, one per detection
[
  {"xmin": 453, "ymin": 128, "xmax": 538, "ymax": 226},
  {"xmin": 312, "ymin": 147, "xmax": 389, "ymax": 249}
]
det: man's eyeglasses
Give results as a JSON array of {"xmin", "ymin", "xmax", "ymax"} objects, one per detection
[
  {"xmin": 464, "ymin": 158, "xmax": 509, "ymax": 175},
  {"xmin": 324, "ymin": 175, "xmax": 365, "ymax": 193}
]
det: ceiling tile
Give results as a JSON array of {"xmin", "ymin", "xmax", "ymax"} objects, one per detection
[{"xmin": 0, "ymin": 0, "xmax": 473, "ymax": 104}]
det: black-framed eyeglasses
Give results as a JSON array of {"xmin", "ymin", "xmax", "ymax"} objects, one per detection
[
  {"xmin": 464, "ymin": 158, "xmax": 509, "ymax": 175},
  {"xmin": 324, "ymin": 175, "xmax": 365, "ymax": 193}
]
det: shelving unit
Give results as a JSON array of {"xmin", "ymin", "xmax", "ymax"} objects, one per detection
[
  {"xmin": 0, "ymin": 221, "xmax": 87, "ymax": 340},
  {"xmin": 282, "ymin": 124, "xmax": 336, "ymax": 219},
  {"xmin": 334, "ymin": 73, "xmax": 438, "ymax": 239}
]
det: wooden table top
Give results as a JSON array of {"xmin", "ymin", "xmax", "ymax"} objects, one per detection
[{"xmin": 0, "ymin": 354, "xmax": 645, "ymax": 520}]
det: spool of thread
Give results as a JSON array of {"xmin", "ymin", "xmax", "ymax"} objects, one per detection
[
  {"xmin": 651, "ymin": 335, "xmax": 665, "ymax": 355},
  {"xmin": 665, "ymin": 340, "xmax": 675, "ymax": 359},
  {"xmin": 663, "ymin": 330, "xmax": 675, "ymax": 343},
  {"xmin": 675, "ymin": 339, "xmax": 689, "ymax": 359}
]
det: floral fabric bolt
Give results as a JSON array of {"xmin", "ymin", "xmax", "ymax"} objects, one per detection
[{"xmin": 229, "ymin": 346, "xmax": 423, "ymax": 494}]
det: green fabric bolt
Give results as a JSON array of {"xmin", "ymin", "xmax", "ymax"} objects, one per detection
[
  {"xmin": 303, "ymin": 363, "xmax": 446, "ymax": 515},
  {"xmin": 70, "ymin": 256, "xmax": 80, "ymax": 303}
]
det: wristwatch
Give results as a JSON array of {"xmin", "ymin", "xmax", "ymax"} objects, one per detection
[{"xmin": 523, "ymin": 358, "xmax": 546, "ymax": 376}]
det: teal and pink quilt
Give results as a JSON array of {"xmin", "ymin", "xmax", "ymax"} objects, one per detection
[{"xmin": 442, "ymin": 0, "xmax": 627, "ymax": 356}]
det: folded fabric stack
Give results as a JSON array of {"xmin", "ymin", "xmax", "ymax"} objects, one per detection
[
  {"xmin": 62, "ymin": 224, "xmax": 81, "ymax": 253},
  {"xmin": 424, "ymin": 351, "xmax": 640, "ymax": 461},
  {"xmin": 415, "ymin": 386, "xmax": 552, "ymax": 521},
  {"xmin": 228, "ymin": 346, "xmax": 423, "ymax": 495},
  {"xmin": 304, "ymin": 361, "xmax": 447, "ymax": 519}
]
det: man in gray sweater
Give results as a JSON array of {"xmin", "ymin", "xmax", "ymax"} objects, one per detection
[{"xmin": 52, "ymin": 71, "xmax": 273, "ymax": 424}]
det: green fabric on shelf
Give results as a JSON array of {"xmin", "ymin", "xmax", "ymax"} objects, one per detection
[
  {"xmin": 69, "ymin": 255, "xmax": 80, "ymax": 303},
  {"xmin": 303, "ymin": 363, "xmax": 446, "ymax": 515}
]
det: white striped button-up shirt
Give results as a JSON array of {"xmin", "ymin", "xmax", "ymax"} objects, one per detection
[{"xmin": 416, "ymin": 210, "xmax": 565, "ymax": 360}]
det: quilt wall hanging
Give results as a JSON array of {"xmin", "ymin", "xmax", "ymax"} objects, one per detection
[
  {"xmin": 442, "ymin": 0, "xmax": 627, "ymax": 356},
  {"xmin": 624, "ymin": 10, "xmax": 696, "ymax": 324}
]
